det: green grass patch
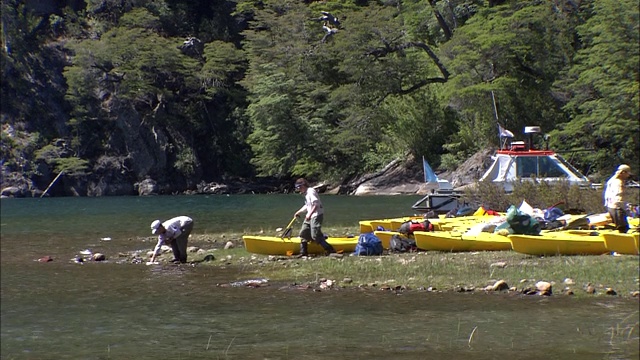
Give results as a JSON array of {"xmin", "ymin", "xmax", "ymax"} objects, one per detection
[{"xmin": 188, "ymin": 246, "xmax": 640, "ymax": 298}]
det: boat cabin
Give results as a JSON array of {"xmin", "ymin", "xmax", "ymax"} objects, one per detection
[{"xmin": 480, "ymin": 126, "xmax": 590, "ymax": 192}]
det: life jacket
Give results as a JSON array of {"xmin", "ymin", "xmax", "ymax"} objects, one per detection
[{"xmin": 399, "ymin": 220, "xmax": 433, "ymax": 235}]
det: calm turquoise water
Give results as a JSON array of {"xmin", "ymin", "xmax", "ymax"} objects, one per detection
[{"xmin": 1, "ymin": 195, "xmax": 638, "ymax": 359}]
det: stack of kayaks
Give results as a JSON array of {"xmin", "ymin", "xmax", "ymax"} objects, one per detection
[
  {"xmin": 366, "ymin": 213, "xmax": 639, "ymax": 256},
  {"xmin": 360, "ymin": 213, "xmax": 503, "ymax": 233},
  {"xmin": 243, "ymin": 213, "xmax": 638, "ymax": 256}
]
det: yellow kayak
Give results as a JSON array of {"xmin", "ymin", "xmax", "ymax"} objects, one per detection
[
  {"xmin": 359, "ymin": 220, "xmax": 375, "ymax": 233},
  {"xmin": 601, "ymin": 231, "xmax": 639, "ymax": 255},
  {"xmin": 509, "ymin": 231, "xmax": 608, "ymax": 256},
  {"xmin": 413, "ymin": 230, "xmax": 511, "ymax": 252},
  {"xmin": 361, "ymin": 214, "xmax": 503, "ymax": 233},
  {"xmin": 372, "ymin": 230, "xmax": 404, "ymax": 249},
  {"xmin": 242, "ymin": 235, "xmax": 358, "ymax": 256},
  {"xmin": 360, "ymin": 216, "xmax": 423, "ymax": 233}
]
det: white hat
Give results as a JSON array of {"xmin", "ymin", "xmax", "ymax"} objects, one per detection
[
  {"xmin": 150, "ymin": 220, "xmax": 162, "ymax": 235},
  {"xmin": 616, "ymin": 164, "xmax": 631, "ymax": 174}
]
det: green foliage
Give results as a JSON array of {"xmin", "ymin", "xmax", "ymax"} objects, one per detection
[
  {"xmin": 465, "ymin": 180, "xmax": 606, "ymax": 214},
  {"xmin": 34, "ymin": 144, "xmax": 87, "ymax": 176},
  {"xmin": 441, "ymin": 2, "xmax": 574, "ymax": 153},
  {"xmin": 0, "ymin": 128, "xmax": 41, "ymax": 172},
  {"xmin": 553, "ymin": 0, "xmax": 640, "ymax": 174},
  {"xmin": 2, "ymin": 0, "xmax": 639, "ymax": 192},
  {"xmin": 174, "ymin": 147, "xmax": 198, "ymax": 177},
  {"xmin": 382, "ymin": 90, "xmax": 458, "ymax": 167},
  {"xmin": 34, "ymin": 144, "xmax": 63, "ymax": 162},
  {"xmin": 201, "ymin": 41, "xmax": 246, "ymax": 97},
  {"xmin": 53, "ymin": 157, "xmax": 90, "ymax": 176}
]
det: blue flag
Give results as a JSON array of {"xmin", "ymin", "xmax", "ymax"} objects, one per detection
[{"xmin": 423, "ymin": 157, "xmax": 438, "ymax": 183}]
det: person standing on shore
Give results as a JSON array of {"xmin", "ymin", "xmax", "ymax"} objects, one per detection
[
  {"xmin": 149, "ymin": 216, "xmax": 194, "ymax": 263},
  {"xmin": 604, "ymin": 164, "xmax": 632, "ymax": 233},
  {"xmin": 293, "ymin": 178, "xmax": 335, "ymax": 257}
]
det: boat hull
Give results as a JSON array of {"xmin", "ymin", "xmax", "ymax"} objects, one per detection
[
  {"xmin": 601, "ymin": 232, "xmax": 639, "ymax": 255},
  {"xmin": 242, "ymin": 235, "xmax": 358, "ymax": 256},
  {"xmin": 413, "ymin": 231, "xmax": 511, "ymax": 252},
  {"xmin": 509, "ymin": 232, "xmax": 608, "ymax": 256}
]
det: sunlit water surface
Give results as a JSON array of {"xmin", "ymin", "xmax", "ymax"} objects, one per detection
[{"xmin": 1, "ymin": 196, "xmax": 638, "ymax": 359}]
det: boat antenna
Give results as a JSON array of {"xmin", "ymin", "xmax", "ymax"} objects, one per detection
[
  {"xmin": 491, "ymin": 91, "xmax": 499, "ymax": 123},
  {"xmin": 492, "ymin": 91, "xmax": 509, "ymax": 150}
]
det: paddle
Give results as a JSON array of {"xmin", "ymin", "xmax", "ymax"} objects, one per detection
[
  {"xmin": 281, "ymin": 216, "xmax": 298, "ymax": 240},
  {"xmin": 563, "ymin": 213, "xmax": 592, "ymax": 230}
]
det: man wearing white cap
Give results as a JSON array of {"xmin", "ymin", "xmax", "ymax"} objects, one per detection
[
  {"xmin": 604, "ymin": 164, "xmax": 632, "ymax": 233},
  {"xmin": 149, "ymin": 216, "xmax": 193, "ymax": 263}
]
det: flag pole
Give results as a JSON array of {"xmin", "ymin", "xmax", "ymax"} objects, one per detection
[
  {"xmin": 492, "ymin": 91, "xmax": 506, "ymax": 150},
  {"xmin": 491, "ymin": 91, "xmax": 499, "ymax": 122}
]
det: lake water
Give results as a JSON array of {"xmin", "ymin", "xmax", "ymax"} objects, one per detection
[{"xmin": 1, "ymin": 195, "xmax": 638, "ymax": 359}]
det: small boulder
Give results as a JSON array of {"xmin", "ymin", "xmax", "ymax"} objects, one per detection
[
  {"xmin": 535, "ymin": 281, "xmax": 552, "ymax": 293},
  {"xmin": 563, "ymin": 287, "xmax": 574, "ymax": 295},
  {"xmin": 224, "ymin": 241, "xmax": 235, "ymax": 249},
  {"xmin": 490, "ymin": 280, "xmax": 509, "ymax": 291},
  {"xmin": 202, "ymin": 254, "xmax": 215, "ymax": 262},
  {"xmin": 490, "ymin": 261, "xmax": 507, "ymax": 268},
  {"xmin": 605, "ymin": 288, "xmax": 617, "ymax": 296},
  {"xmin": 92, "ymin": 253, "xmax": 106, "ymax": 261}
]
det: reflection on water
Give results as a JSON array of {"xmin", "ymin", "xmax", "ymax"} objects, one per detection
[
  {"xmin": 1, "ymin": 196, "xmax": 639, "ymax": 359},
  {"xmin": 2, "ymin": 261, "xmax": 638, "ymax": 359}
]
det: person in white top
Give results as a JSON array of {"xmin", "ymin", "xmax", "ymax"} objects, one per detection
[
  {"xmin": 604, "ymin": 164, "xmax": 632, "ymax": 233},
  {"xmin": 293, "ymin": 178, "xmax": 335, "ymax": 256},
  {"xmin": 149, "ymin": 216, "xmax": 194, "ymax": 263}
]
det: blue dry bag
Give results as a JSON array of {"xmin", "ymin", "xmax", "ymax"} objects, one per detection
[{"xmin": 353, "ymin": 232, "xmax": 383, "ymax": 256}]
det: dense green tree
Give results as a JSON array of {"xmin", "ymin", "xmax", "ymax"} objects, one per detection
[
  {"xmin": 64, "ymin": 8, "xmax": 200, "ymax": 155},
  {"xmin": 242, "ymin": 2, "xmax": 454, "ymax": 179},
  {"xmin": 553, "ymin": 0, "xmax": 639, "ymax": 176},
  {"xmin": 2, "ymin": 0, "xmax": 637, "ymax": 195},
  {"xmin": 440, "ymin": 2, "xmax": 577, "ymax": 165},
  {"xmin": 1, "ymin": 0, "xmax": 70, "ymax": 136}
]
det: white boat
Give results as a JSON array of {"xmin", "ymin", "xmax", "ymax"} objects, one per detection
[{"xmin": 479, "ymin": 126, "xmax": 592, "ymax": 192}]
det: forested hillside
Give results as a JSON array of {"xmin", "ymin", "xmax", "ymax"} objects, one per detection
[{"xmin": 1, "ymin": 0, "xmax": 638, "ymax": 196}]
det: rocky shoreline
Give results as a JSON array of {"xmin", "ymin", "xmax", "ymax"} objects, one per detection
[
  {"xmin": 41, "ymin": 236, "xmax": 640, "ymax": 299},
  {"xmin": 0, "ymin": 160, "xmax": 442, "ymax": 198},
  {"xmin": 0, "ymin": 150, "xmax": 493, "ymax": 198}
]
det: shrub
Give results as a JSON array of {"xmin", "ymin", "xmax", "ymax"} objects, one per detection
[{"xmin": 464, "ymin": 181, "xmax": 638, "ymax": 214}]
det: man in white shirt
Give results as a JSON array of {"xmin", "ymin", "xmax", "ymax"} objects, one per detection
[
  {"xmin": 604, "ymin": 164, "xmax": 632, "ymax": 233},
  {"xmin": 150, "ymin": 216, "xmax": 194, "ymax": 263},
  {"xmin": 294, "ymin": 178, "xmax": 335, "ymax": 257}
]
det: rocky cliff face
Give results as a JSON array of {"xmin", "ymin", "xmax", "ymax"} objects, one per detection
[
  {"xmin": 1, "ymin": 143, "xmax": 493, "ymax": 198},
  {"xmin": 332, "ymin": 151, "xmax": 493, "ymax": 196}
]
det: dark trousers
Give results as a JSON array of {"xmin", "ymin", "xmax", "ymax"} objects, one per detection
[
  {"xmin": 171, "ymin": 220, "xmax": 193, "ymax": 263},
  {"xmin": 608, "ymin": 207, "xmax": 629, "ymax": 233},
  {"xmin": 299, "ymin": 215, "xmax": 335, "ymax": 254}
]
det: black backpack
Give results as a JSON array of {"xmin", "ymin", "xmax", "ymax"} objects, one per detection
[{"xmin": 389, "ymin": 234, "xmax": 417, "ymax": 253}]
